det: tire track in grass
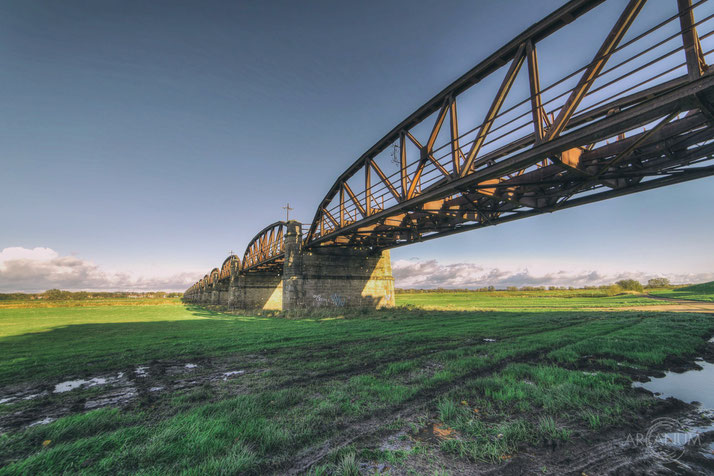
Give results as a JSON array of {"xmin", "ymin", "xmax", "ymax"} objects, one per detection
[{"xmin": 277, "ymin": 318, "xmax": 651, "ymax": 474}]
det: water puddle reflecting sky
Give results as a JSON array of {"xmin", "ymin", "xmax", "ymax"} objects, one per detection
[
  {"xmin": 635, "ymin": 360, "xmax": 714, "ymax": 408},
  {"xmin": 634, "ymin": 344, "xmax": 714, "ymax": 464}
]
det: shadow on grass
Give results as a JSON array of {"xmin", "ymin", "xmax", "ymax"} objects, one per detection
[
  {"xmin": 1, "ymin": 304, "xmax": 711, "ymax": 387},
  {"xmin": 183, "ymin": 305, "xmax": 228, "ymax": 318}
]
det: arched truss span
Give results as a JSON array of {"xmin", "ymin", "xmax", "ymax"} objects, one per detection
[
  {"xmin": 242, "ymin": 221, "xmax": 287, "ymax": 272},
  {"xmin": 220, "ymin": 255, "xmax": 239, "ymax": 280},
  {"xmin": 208, "ymin": 268, "xmax": 220, "ymax": 285},
  {"xmin": 305, "ymin": 0, "xmax": 714, "ymax": 249}
]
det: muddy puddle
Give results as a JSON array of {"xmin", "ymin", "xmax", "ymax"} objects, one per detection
[
  {"xmin": 54, "ymin": 372, "xmax": 126, "ymax": 393},
  {"xmin": 0, "ymin": 359, "xmax": 258, "ymax": 432},
  {"xmin": 634, "ymin": 350, "xmax": 714, "ymax": 466},
  {"xmin": 636, "ymin": 359, "xmax": 714, "ymax": 408}
]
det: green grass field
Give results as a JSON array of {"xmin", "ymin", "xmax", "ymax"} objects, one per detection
[
  {"xmin": 650, "ymin": 280, "xmax": 714, "ymax": 302},
  {"xmin": 395, "ymin": 289, "xmax": 659, "ymax": 310},
  {"xmin": 1, "ymin": 292, "xmax": 712, "ymax": 474}
]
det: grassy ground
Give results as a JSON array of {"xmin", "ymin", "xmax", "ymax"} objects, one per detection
[
  {"xmin": 650, "ymin": 280, "xmax": 714, "ymax": 302},
  {"xmin": 395, "ymin": 289, "xmax": 659, "ymax": 310},
  {"xmin": 0, "ymin": 293, "xmax": 712, "ymax": 474},
  {"xmin": 0, "ymin": 298, "xmax": 178, "ymax": 309}
]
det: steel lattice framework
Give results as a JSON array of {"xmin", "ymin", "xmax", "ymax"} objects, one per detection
[
  {"xmin": 241, "ymin": 222, "xmax": 287, "ymax": 272},
  {"xmin": 220, "ymin": 255, "xmax": 239, "ymax": 280},
  {"xmin": 186, "ymin": 0, "xmax": 714, "ymax": 293}
]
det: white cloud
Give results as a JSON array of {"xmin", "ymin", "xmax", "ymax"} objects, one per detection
[
  {"xmin": 4, "ymin": 247, "xmax": 711, "ymax": 293},
  {"xmin": 392, "ymin": 259, "xmax": 714, "ymax": 289},
  {"xmin": 0, "ymin": 247, "xmax": 201, "ymax": 293},
  {"xmin": 0, "ymin": 247, "xmax": 59, "ymax": 262}
]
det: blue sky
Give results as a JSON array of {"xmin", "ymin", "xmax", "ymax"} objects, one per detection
[{"xmin": 1, "ymin": 0, "xmax": 713, "ymax": 292}]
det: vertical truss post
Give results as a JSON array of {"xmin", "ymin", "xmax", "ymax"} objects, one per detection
[
  {"xmin": 400, "ymin": 132, "xmax": 408, "ymax": 199},
  {"xmin": 449, "ymin": 97, "xmax": 461, "ymax": 176},
  {"xmin": 339, "ymin": 185, "xmax": 345, "ymax": 227},
  {"xmin": 677, "ymin": 0, "xmax": 708, "ymax": 80},
  {"xmin": 365, "ymin": 159, "xmax": 372, "ymax": 216},
  {"xmin": 526, "ymin": 40, "xmax": 545, "ymax": 144}
]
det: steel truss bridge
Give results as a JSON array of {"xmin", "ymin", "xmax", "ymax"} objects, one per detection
[{"xmin": 187, "ymin": 0, "xmax": 714, "ymax": 295}]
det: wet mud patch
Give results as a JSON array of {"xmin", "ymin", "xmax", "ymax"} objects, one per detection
[
  {"xmin": 308, "ymin": 344, "xmax": 714, "ymax": 476},
  {"xmin": 347, "ymin": 398, "xmax": 713, "ymax": 475},
  {"xmin": 0, "ymin": 355, "xmax": 268, "ymax": 433},
  {"xmin": 561, "ymin": 337, "xmax": 714, "ymax": 382}
]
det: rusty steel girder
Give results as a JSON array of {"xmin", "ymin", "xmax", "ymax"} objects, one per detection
[
  {"xmin": 241, "ymin": 221, "xmax": 287, "ymax": 273},
  {"xmin": 219, "ymin": 255, "xmax": 239, "ymax": 281},
  {"xmin": 208, "ymin": 268, "xmax": 220, "ymax": 286},
  {"xmin": 304, "ymin": 0, "xmax": 714, "ymax": 250}
]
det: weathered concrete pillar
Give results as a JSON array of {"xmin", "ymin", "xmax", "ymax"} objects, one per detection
[
  {"xmin": 242, "ymin": 273, "xmax": 282, "ymax": 310},
  {"xmin": 282, "ymin": 220, "xmax": 304, "ymax": 308},
  {"xmin": 217, "ymin": 280, "xmax": 230, "ymax": 306},
  {"xmin": 282, "ymin": 221, "xmax": 395, "ymax": 309},
  {"xmin": 228, "ymin": 268, "xmax": 242, "ymax": 309}
]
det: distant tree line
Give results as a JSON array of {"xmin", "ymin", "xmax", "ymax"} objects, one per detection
[
  {"xmin": 0, "ymin": 290, "xmax": 183, "ymax": 301},
  {"xmin": 395, "ymin": 278, "xmax": 677, "ymax": 294}
]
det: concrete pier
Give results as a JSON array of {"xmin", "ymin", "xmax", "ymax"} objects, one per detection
[{"xmin": 282, "ymin": 221, "xmax": 394, "ymax": 309}]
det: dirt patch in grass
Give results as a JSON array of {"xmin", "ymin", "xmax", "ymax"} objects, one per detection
[
  {"xmin": 282, "ymin": 341, "xmax": 714, "ymax": 475},
  {"xmin": 0, "ymin": 355, "xmax": 268, "ymax": 433},
  {"xmin": 344, "ymin": 393, "xmax": 712, "ymax": 475}
]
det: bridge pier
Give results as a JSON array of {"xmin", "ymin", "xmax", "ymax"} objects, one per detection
[
  {"xmin": 241, "ymin": 274, "xmax": 283, "ymax": 310},
  {"xmin": 223, "ymin": 275, "xmax": 282, "ymax": 310},
  {"xmin": 217, "ymin": 281, "xmax": 230, "ymax": 306},
  {"xmin": 228, "ymin": 275, "xmax": 240, "ymax": 308},
  {"xmin": 281, "ymin": 221, "xmax": 394, "ymax": 310}
]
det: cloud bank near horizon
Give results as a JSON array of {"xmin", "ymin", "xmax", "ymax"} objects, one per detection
[
  {"xmin": 0, "ymin": 247, "xmax": 201, "ymax": 293},
  {"xmin": 2, "ymin": 247, "xmax": 712, "ymax": 293},
  {"xmin": 392, "ymin": 259, "xmax": 714, "ymax": 289}
]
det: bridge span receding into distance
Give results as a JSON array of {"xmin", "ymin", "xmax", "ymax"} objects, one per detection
[{"xmin": 184, "ymin": 0, "xmax": 714, "ymax": 310}]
